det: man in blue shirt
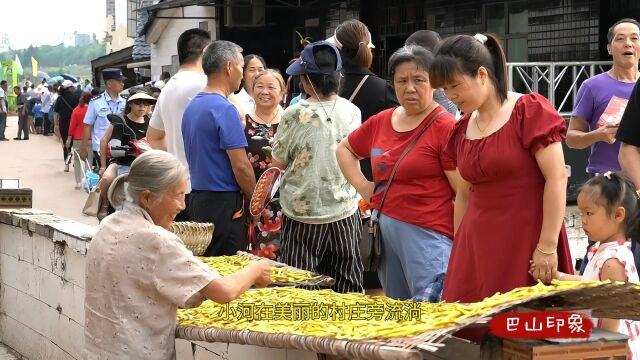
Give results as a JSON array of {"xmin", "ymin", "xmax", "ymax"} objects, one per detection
[
  {"xmin": 182, "ymin": 40, "xmax": 256, "ymax": 256},
  {"xmin": 81, "ymin": 68, "xmax": 127, "ymax": 170}
]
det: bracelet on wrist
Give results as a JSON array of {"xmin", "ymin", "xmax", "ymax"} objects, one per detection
[{"xmin": 536, "ymin": 246, "xmax": 557, "ymax": 255}]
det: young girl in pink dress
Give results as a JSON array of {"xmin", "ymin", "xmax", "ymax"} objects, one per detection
[{"xmin": 547, "ymin": 172, "xmax": 640, "ymax": 359}]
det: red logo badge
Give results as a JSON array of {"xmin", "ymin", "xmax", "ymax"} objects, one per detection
[{"xmin": 489, "ymin": 311, "xmax": 593, "ymax": 339}]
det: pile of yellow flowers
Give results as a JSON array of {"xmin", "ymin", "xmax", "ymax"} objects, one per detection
[
  {"xmin": 198, "ymin": 256, "xmax": 323, "ymax": 284},
  {"xmin": 177, "ymin": 280, "xmax": 603, "ymax": 340}
]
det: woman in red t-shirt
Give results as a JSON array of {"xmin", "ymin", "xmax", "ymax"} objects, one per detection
[
  {"xmin": 67, "ymin": 92, "xmax": 93, "ymax": 189},
  {"xmin": 336, "ymin": 45, "xmax": 460, "ymax": 302},
  {"xmin": 429, "ymin": 33, "xmax": 573, "ymax": 301}
]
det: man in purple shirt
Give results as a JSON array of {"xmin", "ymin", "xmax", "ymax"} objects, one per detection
[
  {"xmin": 567, "ymin": 18, "xmax": 640, "ymax": 174},
  {"xmin": 567, "ymin": 18, "xmax": 640, "ymax": 273}
]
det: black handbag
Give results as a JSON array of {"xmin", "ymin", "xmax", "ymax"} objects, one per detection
[{"xmin": 359, "ymin": 110, "xmax": 446, "ymax": 271}]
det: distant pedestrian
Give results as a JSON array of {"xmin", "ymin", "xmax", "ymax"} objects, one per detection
[
  {"xmin": 41, "ymin": 85, "xmax": 55, "ymax": 136},
  {"xmin": 0, "ymin": 80, "xmax": 7, "ymax": 141},
  {"xmin": 54, "ymin": 80, "xmax": 80, "ymax": 171},
  {"xmin": 67, "ymin": 92, "xmax": 94, "ymax": 189},
  {"xmin": 27, "ymin": 92, "xmax": 41, "ymax": 134},
  {"xmin": 13, "ymin": 86, "xmax": 29, "ymax": 140},
  {"xmin": 33, "ymin": 99, "xmax": 43, "ymax": 134},
  {"xmin": 83, "ymin": 79, "xmax": 93, "ymax": 93}
]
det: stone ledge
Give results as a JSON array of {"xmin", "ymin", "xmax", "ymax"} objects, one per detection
[{"xmin": 0, "ymin": 209, "xmax": 95, "ymax": 255}]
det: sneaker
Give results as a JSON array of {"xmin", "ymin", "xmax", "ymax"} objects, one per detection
[
  {"xmin": 64, "ymin": 164, "xmax": 70, "ymax": 172},
  {"xmin": 13, "ymin": 137, "xmax": 22, "ymax": 140},
  {"xmin": 0, "ymin": 138, "xmax": 9, "ymax": 141}
]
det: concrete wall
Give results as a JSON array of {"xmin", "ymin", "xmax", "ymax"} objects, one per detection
[
  {"xmin": 106, "ymin": 0, "xmax": 135, "ymax": 53},
  {"xmin": 0, "ymin": 209, "xmax": 92, "ymax": 360},
  {"xmin": 147, "ymin": 6, "xmax": 217, "ymax": 80}
]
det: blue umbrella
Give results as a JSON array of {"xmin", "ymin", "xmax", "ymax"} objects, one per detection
[
  {"xmin": 37, "ymin": 70, "xmax": 50, "ymax": 80},
  {"xmin": 47, "ymin": 75, "xmax": 64, "ymax": 84}
]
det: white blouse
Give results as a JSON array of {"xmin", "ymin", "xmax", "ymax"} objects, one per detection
[{"xmin": 84, "ymin": 202, "xmax": 219, "ymax": 359}]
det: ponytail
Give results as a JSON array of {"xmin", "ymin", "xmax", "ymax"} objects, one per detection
[
  {"xmin": 430, "ymin": 33, "xmax": 509, "ymax": 104},
  {"xmin": 335, "ymin": 19, "xmax": 374, "ymax": 69},
  {"xmin": 352, "ymin": 42, "xmax": 373, "ymax": 69},
  {"xmin": 108, "ymin": 173, "xmax": 128, "ymax": 208},
  {"xmin": 581, "ymin": 172, "xmax": 640, "ymax": 239},
  {"xmin": 483, "ymin": 33, "xmax": 508, "ymax": 104},
  {"xmin": 107, "ymin": 150, "xmax": 188, "ymax": 209}
]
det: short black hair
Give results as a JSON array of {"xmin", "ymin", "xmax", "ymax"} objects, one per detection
[
  {"xmin": 0, "ymin": 80, "xmax": 6, "ymax": 86},
  {"xmin": 160, "ymin": 71, "xmax": 171, "ymax": 80},
  {"xmin": 607, "ymin": 18, "xmax": 640, "ymax": 44},
  {"xmin": 243, "ymin": 54, "xmax": 266, "ymax": 74},
  {"xmin": 405, "ymin": 30, "xmax": 442, "ymax": 52},
  {"xmin": 581, "ymin": 172, "xmax": 640, "ymax": 238},
  {"xmin": 177, "ymin": 28, "xmax": 211, "ymax": 65},
  {"xmin": 388, "ymin": 45, "xmax": 434, "ymax": 81},
  {"xmin": 304, "ymin": 46, "xmax": 340, "ymax": 96}
]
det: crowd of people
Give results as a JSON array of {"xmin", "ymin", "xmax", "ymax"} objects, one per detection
[{"xmin": 1, "ymin": 16, "xmax": 634, "ymax": 359}]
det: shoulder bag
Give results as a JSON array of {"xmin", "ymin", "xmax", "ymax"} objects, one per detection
[
  {"xmin": 360, "ymin": 109, "xmax": 446, "ymax": 271},
  {"xmin": 348, "ymin": 75, "xmax": 370, "ymax": 102}
]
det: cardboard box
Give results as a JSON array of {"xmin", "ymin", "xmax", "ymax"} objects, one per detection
[
  {"xmin": 0, "ymin": 189, "xmax": 33, "ymax": 208},
  {"xmin": 502, "ymin": 329, "xmax": 628, "ymax": 360}
]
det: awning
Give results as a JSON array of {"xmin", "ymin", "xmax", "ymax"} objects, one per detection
[{"xmin": 127, "ymin": 60, "xmax": 151, "ymax": 68}]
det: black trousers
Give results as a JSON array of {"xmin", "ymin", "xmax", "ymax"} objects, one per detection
[
  {"xmin": 188, "ymin": 190, "xmax": 247, "ymax": 257},
  {"xmin": 43, "ymin": 113, "xmax": 51, "ymax": 135},
  {"xmin": 59, "ymin": 120, "xmax": 69, "ymax": 161},
  {"xmin": 174, "ymin": 193, "xmax": 191, "ymax": 222},
  {"xmin": 92, "ymin": 151, "xmax": 101, "ymax": 172},
  {"xmin": 279, "ymin": 212, "xmax": 364, "ymax": 294},
  {"xmin": 0, "ymin": 112, "xmax": 6, "ymax": 139}
]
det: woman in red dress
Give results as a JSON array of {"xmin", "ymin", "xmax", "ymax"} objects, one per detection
[{"xmin": 429, "ymin": 33, "xmax": 574, "ymax": 308}]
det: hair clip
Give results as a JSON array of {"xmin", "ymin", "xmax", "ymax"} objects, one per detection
[
  {"xmin": 603, "ymin": 171, "xmax": 613, "ymax": 180},
  {"xmin": 473, "ymin": 33, "xmax": 488, "ymax": 44}
]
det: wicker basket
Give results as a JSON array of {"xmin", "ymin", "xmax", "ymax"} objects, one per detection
[{"xmin": 170, "ymin": 222, "xmax": 215, "ymax": 256}]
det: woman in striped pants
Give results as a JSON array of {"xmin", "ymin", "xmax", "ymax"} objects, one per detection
[{"xmin": 271, "ymin": 40, "xmax": 364, "ymax": 293}]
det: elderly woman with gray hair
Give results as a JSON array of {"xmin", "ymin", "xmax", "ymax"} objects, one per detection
[
  {"xmin": 336, "ymin": 45, "xmax": 461, "ymax": 302},
  {"xmin": 84, "ymin": 150, "xmax": 270, "ymax": 359}
]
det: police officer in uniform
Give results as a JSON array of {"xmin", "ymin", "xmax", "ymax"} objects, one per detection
[{"xmin": 81, "ymin": 68, "xmax": 127, "ymax": 170}]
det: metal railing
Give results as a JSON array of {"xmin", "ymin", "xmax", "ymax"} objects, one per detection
[{"xmin": 507, "ymin": 61, "xmax": 613, "ymax": 117}]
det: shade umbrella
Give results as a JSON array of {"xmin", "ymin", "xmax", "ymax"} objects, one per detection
[
  {"xmin": 61, "ymin": 73, "xmax": 78, "ymax": 83},
  {"xmin": 37, "ymin": 71, "xmax": 50, "ymax": 80},
  {"xmin": 47, "ymin": 75, "xmax": 64, "ymax": 84}
]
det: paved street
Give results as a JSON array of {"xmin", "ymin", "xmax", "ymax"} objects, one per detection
[
  {"xmin": 0, "ymin": 343, "xmax": 22, "ymax": 360},
  {"xmin": 1, "ymin": 115, "xmax": 98, "ymax": 226}
]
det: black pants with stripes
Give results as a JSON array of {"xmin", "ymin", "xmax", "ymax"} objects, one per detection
[{"xmin": 280, "ymin": 211, "xmax": 364, "ymax": 294}]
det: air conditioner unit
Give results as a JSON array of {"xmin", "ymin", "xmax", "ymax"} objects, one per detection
[{"xmin": 224, "ymin": 0, "xmax": 265, "ymax": 27}]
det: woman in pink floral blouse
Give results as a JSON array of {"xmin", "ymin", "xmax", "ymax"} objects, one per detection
[{"xmin": 244, "ymin": 69, "xmax": 285, "ymax": 259}]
